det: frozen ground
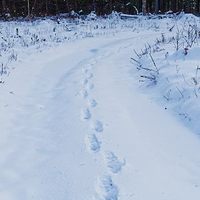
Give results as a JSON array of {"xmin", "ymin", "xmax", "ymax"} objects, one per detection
[{"xmin": 1, "ymin": 14, "xmax": 200, "ymax": 199}]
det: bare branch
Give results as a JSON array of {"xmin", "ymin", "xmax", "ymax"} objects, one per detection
[{"xmin": 149, "ymin": 53, "xmax": 159, "ymax": 73}]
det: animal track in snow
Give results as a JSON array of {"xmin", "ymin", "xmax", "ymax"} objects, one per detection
[
  {"xmin": 85, "ymin": 134, "xmax": 101, "ymax": 153},
  {"xmin": 88, "ymin": 64, "xmax": 94, "ymax": 70},
  {"xmin": 91, "ymin": 120, "xmax": 103, "ymax": 133},
  {"xmin": 87, "ymin": 61, "xmax": 96, "ymax": 69},
  {"xmin": 80, "ymin": 90, "xmax": 88, "ymax": 99},
  {"xmin": 87, "ymin": 73, "xmax": 93, "ymax": 79},
  {"xmin": 97, "ymin": 55, "xmax": 102, "ymax": 60},
  {"xmin": 80, "ymin": 79, "xmax": 88, "ymax": 85},
  {"xmin": 82, "ymin": 68, "xmax": 88, "ymax": 74},
  {"xmin": 94, "ymin": 175, "xmax": 119, "ymax": 200},
  {"xmin": 86, "ymin": 83, "xmax": 94, "ymax": 91},
  {"xmin": 81, "ymin": 108, "xmax": 91, "ymax": 120},
  {"xmin": 89, "ymin": 59, "xmax": 97, "ymax": 65},
  {"xmin": 88, "ymin": 99, "xmax": 97, "ymax": 107},
  {"xmin": 101, "ymin": 52, "xmax": 111, "ymax": 58},
  {"xmin": 104, "ymin": 151, "xmax": 125, "ymax": 174}
]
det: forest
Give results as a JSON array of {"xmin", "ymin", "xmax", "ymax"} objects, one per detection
[{"xmin": 0, "ymin": 0, "xmax": 200, "ymax": 19}]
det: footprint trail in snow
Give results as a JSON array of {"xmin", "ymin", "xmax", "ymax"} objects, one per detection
[
  {"xmin": 80, "ymin": 108, "xmax": 92, "ymax": 121},
  {"xmin": 88, "ymin": 99, "xmax": 98, "ymax": 107},
  {"xmin": 94, "ymin": 175, "xmax": 119, "ymax": 200},
  {"xmin": 91, "ymin": 120, "xmax": 104, "ymax": 133},
  {"xmin": 104, "ymin": 151, "xmax": 125, "ymax": 174},
  {"xmin": 85, "ymin": 134, "xmax": 101, "ymax": 153},
  {"xmin": 80, "ymin": 90, "xmax": 88, "ymax": 99},
  {"xmin": 79, "ymin": 55, "xmax": 124, "ymax": 199}
]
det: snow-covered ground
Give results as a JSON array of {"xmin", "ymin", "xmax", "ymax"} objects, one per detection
[{"xmin": 1, "ymin": 13, "xmax": 200, "ymax": 199}]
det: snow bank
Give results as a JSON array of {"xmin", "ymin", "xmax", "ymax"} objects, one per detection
[
  {"xmin": 132, "ymin": 13, "xmax": 200, "ymax": 134},
  {"xmin": 0, "ymin": 13, "xmax": 179, "ymax": 84}
]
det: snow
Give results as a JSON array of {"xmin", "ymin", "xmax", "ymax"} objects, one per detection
[
  {"xmin": 1, "ymin": 13, "xmax": 200, "ymax": 199},
  {"xmin": 104, "ymin": 151, "xmax": 125, "ymax": 174},
  {"xmin": 85, "ymin": 134, "xmax": 101, "ymax": 153}
]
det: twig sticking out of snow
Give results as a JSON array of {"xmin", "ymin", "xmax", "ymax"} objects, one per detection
[{"xmin": 149, "ymin": 53, "xmax": 159, "ymax": 74}]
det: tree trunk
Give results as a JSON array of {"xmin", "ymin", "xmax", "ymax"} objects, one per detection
[
  {"xmin": 55, "ymin": 0, "xmax": 58, "ymax": 14},
  {"xmin": 65, "ymin": 0, "xmax": 70, "ymax": 13},
  {"xmin": 12, "ymin": 0, "xmax": 16, "ymax": 17},
  {"xmin": 46, "ymin": 0, "xmax": 49, "ymax": 15},
  {"xmin": 142, "ymin": 0, "xmax": 146, "ymax": 15},
  {"xmin": 174, "ymin": 0, "xmax": 177, "ymax": 12},
  {"xmin": 199, "ymin": 0, "xmax": 200, "ymax": 14},
  {"xmin": 155, "ymin": 0, "xmax": 159, "ymax": 14},
  {"xmin": 109, "ymin": 0, "xmax": 112, "ymax": 13},
  {"xmin": 27, "ymin": 0, "xmax": 30, "ymax": 19},
  {"xmin": 93, "ymin": 0, "xmax": 96, "ymax": 13},
  {"xmin": 2, "ymin": 0, "xmax": 6, "ymax": 12},
  {"xmin": 160, "ymin": 0, "xmax": 164, "ymax": 13}
]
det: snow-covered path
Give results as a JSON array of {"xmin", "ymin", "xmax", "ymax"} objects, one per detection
[{"xmin": 1, "ymin": 30, "xmax": 200, "ymax": 200}]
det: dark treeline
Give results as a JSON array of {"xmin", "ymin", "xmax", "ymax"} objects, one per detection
[{"xmin": 0, "ymin": 0, "xmax": 200, "ymax": 18}]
